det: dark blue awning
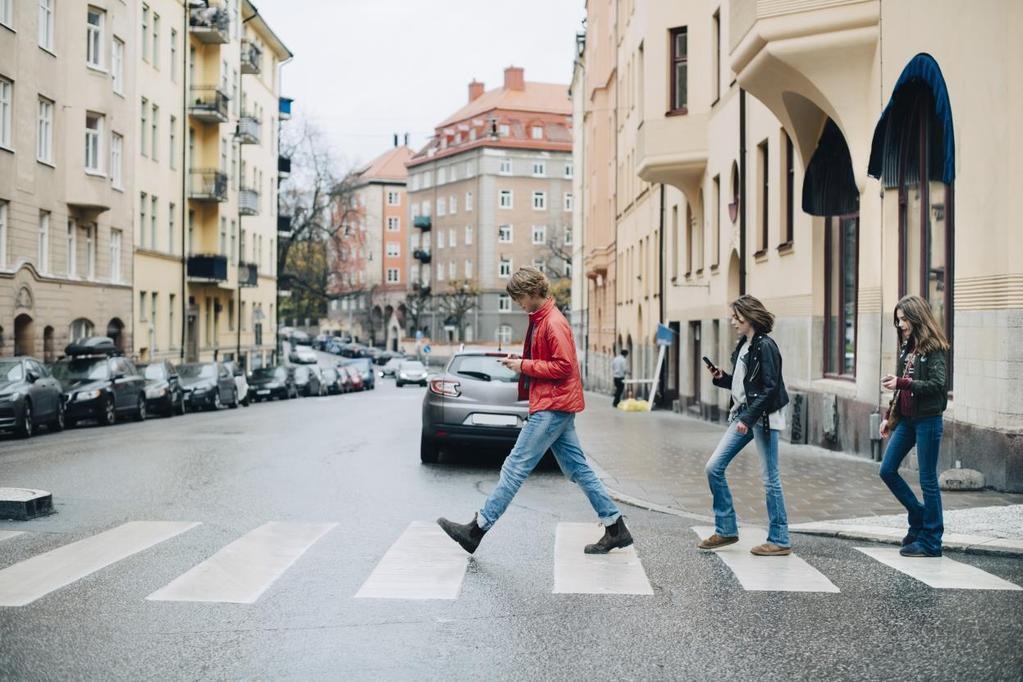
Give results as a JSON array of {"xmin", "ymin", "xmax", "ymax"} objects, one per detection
[
  {"xmin": 802, "ymin": 118, "xmax": 859, "ymax": 217},
  {"xmin": 867, "ymin": 53, "xmax": 955, "ymax": 187}
]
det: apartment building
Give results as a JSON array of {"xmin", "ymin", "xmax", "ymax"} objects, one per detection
[
  {"xmin": 326, "ymin": 142, "xmax": 413, "ymax": 350},
  {"xmin": 0, "ymin": 0, "xmax": 136, "ymax": 360},
  {"xmin": 579, "ymin": 0, "xmax": 1023, "ymax": 491},
  {"xmin": 406, "ymin": 67, "xmax": 574, "ymax": 345}
]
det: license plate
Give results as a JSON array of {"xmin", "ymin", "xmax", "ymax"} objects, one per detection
[
  {"xmin": 471, "ymin": 413, "xmax": 518, "ymax": 427},
  {"xmin": 257, "ymin": 390, "xmax": 270, "ymax": 395}
]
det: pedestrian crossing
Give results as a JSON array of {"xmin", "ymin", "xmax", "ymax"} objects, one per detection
[{"xmin": 0, "ymin": 520, "xmax": 1019, "ymax": 608}]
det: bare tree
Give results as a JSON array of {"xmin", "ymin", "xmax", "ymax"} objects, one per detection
[
  {"xmin": 437, "ymin": 279, "xmax": 479, "ymax": 341},
  {"xmin": 542, "ymin": 223, "xmax": 573, "ymax": 311},
  {"xmin": 403, "ymin": 283, "xmax": 432, "ymax": 336}
]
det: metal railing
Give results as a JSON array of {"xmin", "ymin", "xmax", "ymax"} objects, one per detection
[
  {"xmin": 240, "ymin": 40, "xmax": 263, "ymax": 74},
  {"xmin": 239, "ymin": 187, "xmax": 260, "ymax": 215},
  {"xmin": 189, "ymin": 86, "xmax": 230, "ymax": 122},
  {"xmin": 187, "ymin": 254, "xmax": 228, "ymax": 281},
  {"xmin": 237, "ymin": 114, "xmax": 261, "ymax": 144},
  {"xmin": 189, "ymin": 169, "xmax": 228, "ymax": 202}
]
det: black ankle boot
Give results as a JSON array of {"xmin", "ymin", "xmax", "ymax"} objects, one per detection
[
  {"xmin": 584, "ymin": 517, "xmax": 633, "ymax": 554},
  {"xmin": 437, "ymin": 514, "xmax": 487, "ymax": 554}
]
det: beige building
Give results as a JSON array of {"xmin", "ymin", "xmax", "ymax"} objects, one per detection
[
  {"xmin": 1, "ymin": 0, "xmax": 136, "ymax": 360},
  {"xmin": 580, "ymin": 0, "xmax": 1023, "ymax": 491}
]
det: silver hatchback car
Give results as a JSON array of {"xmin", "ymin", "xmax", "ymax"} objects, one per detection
[{"xmin": 420, "ymin": 350, "xmax": 528, "ymax": 463}]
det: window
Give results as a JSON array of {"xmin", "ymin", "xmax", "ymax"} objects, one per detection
[
  {"xmin": 386, "ymin": 241, "xmax": 400, "ymax": 257},
  {"xmin": 464, "ymin": 259, "xmax": 472, "ymax": 278},
  {"xmin": 220, "ymin": 217, "xmax": 227, "ymax": 255},
  {"xmin": 85, "ymin": 113, "xmax": 104, "ymax": 173},
  {"xmin": 533, "ymin": 259, "xmax": 546, "ymax": 274},
  {"xmin": 141, "ymin": 5, "xmax": 149, "ymax": 61},
  {"xmin": 756, "ymin": 139, "xmax": 768, "ymax": 254},
  {"xmin": 498, "ymin": 224, "xmax": 513, "ymax": 243},
  {"xmin": 497, "ymin": 324, "xmax": 513, "ymax": 345},
  {"xmin": 0, "ymin": 201, "xmax": 7, "ymax": 267},
  {"xmin": 39, "ymin": 0, "xmax": 54, "ymax": 51},
  {"xmin": 448, "ymin": 261, "xmax": 456, "ymax": 280},
  {"xmin": 37, "ymin": 98, "xmax": 54, "ymax": 164},
  {"xmin": 110, "ymin": 228, "xmax": 122, "ymax": 283},
  {"xmin": 139, "ymin": 291, "xmax": 147, "ymax": 322},
  {"xmin": 168, "ymin": 294, "xmax": 175, "ymax": 348},
  {"xmin": 437, "ymin": 261, "xmax": 445, "ymax": 281},
  {"xmin": 0, "ymin": 0, "xmax": 10, "ymax": 28},
  {"xmin": 422, "ymin": 199, "xmax": 431, "ymax": 216},
  {"xmin": 169, "ymin": 116, "xmax": 176, "ymax": 169},
  {"xmin": 465, "ymin": 192, "xmax": 473, "ymax": 212},
  {"xmin": 0, "ymin": 78, "xmax": 11, "ymax": 148},
  {"xmin": 170, "ymin": 29, "xmax": 178, "ymax": 82},
  {"xmin": 532, "ymin": 161, "xmax": 546, "ymax": 177},
  {"xmin": 387, "ymin": 190, "xmax": 399, "ymax": 205},
  {"xmin": 449, "ymin": 195, "xmax": 457, "ymax": 214},
  {"xmin": 448, "ymin": 227, "xmax": 456, "ymax": 248},
  {"xmin": 783, "ymin": 133, "xmax": 794, "ymax": 245},
  {"xmin": 112, "ymin": 38, "xmax": 125, "ymax": 94},
  {"xmin": 152, "ymin": 13, "xmax": 159, "ymax": 68},
  {"xmin": 436, "ymin": 230, "xmax": 445, "ymax": 249},
  {"xmin": 437, "ymin": 197, "xmax": 446, "ymax": 216},
  {"xmin": 38, "ymin": 211, "xmax": 50, "ymax": 273},
  {"xmin": 498, "ymin": 123, "xmax": 510, "ymax": 137},
  {"xmin": 712, "ymin": 10, "xmax": 721, "ymax": 102},
  {"xmin": 150, "ymin": 104, "xmax": 159, "ymax": 162},
  {"xmin": 563, "ymin": 193, "xmax": 573, "ymax": 211},
  {"xmin": 140, "ymin": 98, "xmax": 148, "ymax": 157},
  {"xmin": 824, "ymin": 215, "xmax": 858, "ymax": 377},
  {"xmin": 387, "ymin": 216, "xmax": 399, "ymax": 231},
  {"xmin": 168, "ymin": 203, "xmax": 175, "ymax": 253},
  {"xmin": 499, "ymin": 190, "xmax": 513, "ymax": 208},
  {"xmin": 387, "ymin": 268, "xmax": 400, "ymax": 283},
  {"xmin": 530, "ymin": 126, "xmax": 543, "ymax": 140},
  {"xmin": 422, "ymin": 170, "xmax": 432, "ymax": 188},
  {"xmin": 532, "ymin": 191, "xmax": 546, "ymax": 210},
  {"xmin": 87, "ymin": 8, "xmax": 104, "ymax": 69},
  {"xmin": 669, "ymin": 27, "xmax": 688, "ymax": 113},
  {"xmin": 139, "ymin": 193, "xmax": 147, "ymax": 248},
  {"xmin": 438, "ymin": 167, "xmax": 446, "ymax": 184},
  {"xmin": 532, "ymin": 225, "xmax": 546, "ymax": 245},
  {"xmin": 150, "ymin": 195, "xmax": 158, "ymax": 249},
  {"xmin": 564, "ymin": 163, "xmax": 573, "ymax": 178},
  {"xmin": 499, "ymin": 159, "xmax": 512, "ymax": 175},
  {"xmin": 499, "ymin": 258, "xmax": 512, "ymax": 278},
  {"xmin": 712, "ymin": 175, "xmax": 721, "ymax": 268},
  {"xmin": 465, "ymin": 225, "xmax": 473, "ymax": 245}
]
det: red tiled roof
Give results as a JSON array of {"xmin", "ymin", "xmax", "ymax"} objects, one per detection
[
  {"xmin": 437, "ymin": 81, "xmax": 570, "ymax": 128},
  {"xmin": 354, "ymin": 146, "xmax": 414, "ymax": 183}
]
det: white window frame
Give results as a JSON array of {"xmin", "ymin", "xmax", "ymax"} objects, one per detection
[
  {"xmin": 86, "ymin": 224, "xmax": 95, "ymax": 279},
  {"xmin": 152, "ymin": 12, "xmax": 160, "ymax": 69},
  {"xmin": 498, "ymin": 324, "xmax": 513, "ymax": 345},
  {"xmin": 448, "ymin": 227, "xmax": 456, "ymax": 248},
  {"xmin": 141, "ymin": 5, "xmax": 149, "ymax": 61},
  {"xmin": 387, "ymin": 216, "xmax": 399, "ymax": 231},
  {"xmin": 0, "ymin": 78, "xmax": 11, "ymax": 149},
  {"xmin": 499, "ymin": 259, "xmax": 512, "ymax": 278},
  {"xmin": 37, "ymin": 211, "xmax": 50, "ymax": 273},
  {"xmin": 387, "ymin": 190, "xmax": 399, "ymax": 206},
  {"xmin": 39, "ymin": 0, "xmax": 54, "ymax": 52},
  {"xmin": 532, "ymin": 191, "xmax": 547, "ymax": 210},
  {"xmin": 386, "ymin": 267, "xmax": 400, "ymax": 283},
  {"xmin": 532, "ymin": 161, "xmax": 546, "ymax": 177},
  {"xmin": 170, "ymin": 29, "xmax": 178, "ymax": 82},
  {"xmin": 533, "ymin": 259, "xmax": 546, "ymax": 274},
  {"xmin": 564, "ymin": 192, "xmax": 574, "ymax": 211},
  {"xmin": 112, "ymin": 37, "xmax": 125, "ymax": 94},
  {"xmin": 531, "ymin": 125, "xmax": 544, "ymax": 140},
  {"xmin": 465, "ymin": 191, "xmax": 473, "ymax": 212},
  {"xmin": 86, "ymin": 7, "xmax": 105, "ymax": 70},
  {"xmin": 37, "ymin": 97, "xmax": 54, "ymax": 164},
  {"xmin": 498, "ymin": 123, "xmax": 510, "ymax": 137},
  {"xmin": 564, "ymin": 162, "xmax": 574, "ymax": 179},
  {"xmin": 150, "ymin": 103, "xmax": 159, "ymax": 162},
  {"xmin": 386, "ymin": 241, "xmax": 400, "ymax": 257},
  {"xmin": 110, "ymin": 228, "xmax": 122, "ymax": 283},
  {"xmin": 436, "ymin": 230, "xmax": 445, "ymax": 249},
  {"xmin": 85, "ymin": 113, "xmax": 104, "ymax": 174},
  {"xmin": 499, "ymin": 159, "xmax": 512, "ymax": 175},
  {"xmin": 438, "ymin": 167, "xmax": 446, "ymax": 184},
  {"xmin": 66, "ymin": 219, "xmax": 76, "ymax": 276},
  {"xmin": 532, "ymin": 225, "xmax": 546, "ymax": 245},
  {"xmin": 499, "ymin": 190, "xmax": 513, "ymax": 209},
  {"xmin": 449, "ymin": 195, "xmax": 457, "ymax": 214},
  {"xmin": 140, "ymin": 98, "xmax": 148, "ymax": 157},
  {"xmin": 437, "ymin": 197, "xmax": 446, "ymax": 216},
  {"xmin": 498, "ymin": 224, "xmax": 513, "ymax": 243},
  {"xmin": 0, "ymin": 201, "xmax": 8, "ymax": 267},
  {"xmin": 0, "ymin": 0, "xmax": 11, "ymax": 28},
  {"xmin": 448, "ymin": 261, "xmax": 456, "ymax": 280},
  {"xmin": 168, "ymin": 116, "xmax": 176, "ymax": 169},
  {"xmin": 498, "ymin": 294, "xmax": 511, "ymax": 312},
  {"xmin": 110, "ymin": 133, "xmax": 123, "ymax": 189},
  {"xmin": 465, "ymin": 225, "xmax": 473, "ymax": 245}
]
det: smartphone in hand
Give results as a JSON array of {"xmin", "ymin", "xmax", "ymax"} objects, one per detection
[{"xmin": 702, "ymin": 356, "xmax": 717, "ymax": 372}]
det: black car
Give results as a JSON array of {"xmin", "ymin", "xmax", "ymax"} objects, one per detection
[
  {"xmin": 52, "ymin": 339, "xmax": 147, "ymax": 427},
  {"xmin": 178, "ymin": 362, "xmax": 239, "ymax": 410},
  {"xmin": 292, "ymin": 364, "xmax": 323, "ymax": 397},
  {"xmin": 138, "ymin": 361, "xmax": 186, "ymax": 416},
  {"xmin": 248, "ymin": 366, "xmax": 297, "ymax": 401},
  {"xmin": 0, "ymin": 356, "xmax": 66, "ymax": 437}
]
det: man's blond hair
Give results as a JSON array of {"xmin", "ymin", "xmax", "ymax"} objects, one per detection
[{"xmin": 506, "ymin": 266, "xmax": 550, "ymax": 299}]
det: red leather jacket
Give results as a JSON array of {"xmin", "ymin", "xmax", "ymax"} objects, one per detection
[{"xmin": 518, "ymin": 298, "xmax": 585, "ymax": 414}]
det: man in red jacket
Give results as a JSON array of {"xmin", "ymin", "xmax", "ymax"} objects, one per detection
[{"xmin": 438, "ymin": 267, "xmax": 633, "ymax": 555}]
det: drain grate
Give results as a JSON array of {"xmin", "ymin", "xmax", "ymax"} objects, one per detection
[{"xmin": 0, "ymin": 488, "xmax": 54, "ymax": 520}]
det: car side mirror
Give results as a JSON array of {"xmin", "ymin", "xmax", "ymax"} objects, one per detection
[{"xmin": 26, "ymin": 371, "xmax": 39, "ymax": 383}]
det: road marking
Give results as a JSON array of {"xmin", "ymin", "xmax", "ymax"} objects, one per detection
[
  {"xmin": 692, "ymin": 526, "xmax": 840, "ymax": 593},
  {"xmin": 0, "ymin": 531, "xmax": 24, "ymax": 543},
  {"xmin": 355, "ymin": 521, "xmax": 468, "ymax": 600},
  {"xmin": 856, "ymin": 547, "xmax": 1023, "ymax": 590},
  {"xmin": 0, "ymin": 521, "xmax": 199, "ymax": 607},
  {"xmin": 552, "ymin": 522, "xmax": 653, "ymax": 595},
  {"xmin": 147, "ymin": 522, "xmax": 337, "ymax": 604}
]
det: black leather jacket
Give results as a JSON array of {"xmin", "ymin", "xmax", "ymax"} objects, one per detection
[
  {"xmin": 712, "ymin": 333, "xmax": 790, "ymax": 428},
  {"xmin": 894, "ymin": 343, "xmax": 948, "ymax": 419}
]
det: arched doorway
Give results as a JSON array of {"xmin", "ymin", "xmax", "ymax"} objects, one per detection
[
  {"xmin": 43, "ymin": 326, "xmax": 55, "ymax": 363},
  {"xmin": 107, "ymin": 318, "xmax": 125, "ymax": 351},
  {"xmin": 14, "ymin": 315, "xmax": 34, "ymax": 357}
]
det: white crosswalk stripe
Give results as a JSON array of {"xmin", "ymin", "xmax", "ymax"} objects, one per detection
[
  {"xmin": 0, "ymin": 521, "xmax": 199, "ymax": 607},
  {"xmin": 692, "ymin": 526, "xmax": 841, "ymax": 593},
  {"xmin": 0, "ymin": 531, "xmax": 24, "ymax": 544},
  {"xmin": 355, "ymin": 521, "xmax": 469, "ymax": 600},
  {"xmin": 553, "ymin": 523, "xmax": 653, "ymax": 595},
  {"xmin": 855, "ymin": 547, "xmax": 1023, "ymax": 591},
  {"xmin": 147, "ymin": 522, "xmax": 337, "ymax": 604}
]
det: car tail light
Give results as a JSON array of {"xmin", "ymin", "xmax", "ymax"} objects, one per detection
[{"xmin": 429, "ymin": 378, "xmax": 461, "ymax": 397}]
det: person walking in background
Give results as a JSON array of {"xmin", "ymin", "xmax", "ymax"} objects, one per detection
[
  {"xmin": 699, "ymin": 295, "xmax": 792, "ymax": 556},
  {"xmin": 612, "ymin": 349, "xmax": 630, "ymax": 407},
  {"xmin": 878, "ymin": 295, "xmax": 950, "ymax": 558},
  {"xmin": 437, "ymin": 267, "xmax": 635, "ymax": 556}
]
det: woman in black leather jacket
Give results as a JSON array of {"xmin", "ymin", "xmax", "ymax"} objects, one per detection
[{"xmin": 698, "ymin": 295, "xmax": 792, "ymax": 556}]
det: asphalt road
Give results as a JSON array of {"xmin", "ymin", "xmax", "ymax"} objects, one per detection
[{"xmin": 1, "ymin": 371, "xmax": 1021, "ymax": 681}]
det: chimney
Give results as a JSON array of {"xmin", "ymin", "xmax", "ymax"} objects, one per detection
[
  {"xmin": 503, "ymin": 66, "xmax": 524, "ymax": 91},
  {"xmin": 404, "ymin": 132, "xmax": 409, "ymax": 146},
  {"xmin": 468, "ymin": 80, "xmax": 484, "ymax": 102},
  {"xmin": 393, "ymin": 133, "xmax": 398, "ymax": 147}
]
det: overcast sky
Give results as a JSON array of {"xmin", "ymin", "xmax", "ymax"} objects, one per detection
[{"xmin": 254, "ymin": 0, "xmax": 586, "ymax": 170}]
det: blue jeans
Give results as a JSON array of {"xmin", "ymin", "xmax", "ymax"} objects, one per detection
[
  {"xmin": 705, "ymin": 420, "xmax": 790, "ymax": 546},
  {"xmin": 879, "ymin": 415, "xmax": 944, "ymax": 553},
  {"xmin": 477, "ymin": 411, "xmax": 622, "ymax": 530}
]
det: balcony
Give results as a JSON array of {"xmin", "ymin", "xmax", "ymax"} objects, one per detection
[
  {"xmin": 279, "ymin": 97, "xmax": 293, "ymax": 120},
  {"xmin": 239, "ymin": 262, "xmax": 259, "ymax": 287},
  {"xmin": 189, "ymin": 86, "xmax": 230, "ymax": 123},
  {"xmin": 189, "ymin": 169, "xmax": 228, "ymax": 202},
  {"xmin": 239, "ymin": 187, "xmax": 260, "ymax": 216},
  {"xmin": 413, "ymin": 215, "xmax": 432, "ymax": 230},
  {"xmin": 635, "ymin": 114, "xmax": 709, "ymax": 200},
  {"xmin": 240, "ymin": 40, "xmax": 262, "ymax": 75},
  {"xmin": 237, "ymin": 114, "xmax": 261, "ymax": 144},
  {"xmin": 413, "ymin": 249, "xmax": 431, "ymax": 264},
  {"xmin": 278, "ymin": 155, "xmax": 291, "ymax": 177},
  {"xmin": 277, "ymin": 214, "xmax": 293, "ymax": 236},
  {"xmin": 187, "ymin": 254, "xmax": 228, "ymax": 282},
  {"xmin": 189, "ymin": 6, "xmax": 230, "ymax": 44}
]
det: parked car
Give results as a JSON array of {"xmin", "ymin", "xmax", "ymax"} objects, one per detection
[
  {"xmin": 320, "ymin": 367, "xmax": 343, "ymax": 395},
  {"xmin": 419, "ymin": 350, "xmax": 526, "ymax": 463},
  {"xmin": 381, "ymin": 357, "xmax": 404, "ymax": 378},
  {"xmin": 290, "ymin": 330, "xmax": 312, "ymax": 346},
  {"xmin": 138, "ymin": 361, "xmax": 185, "ymax": 416},
  {"xmin": 312, "ymin": 334, "xmax": 331, "ymax": 351},
  {"xmin": 0, "ymin": 356, "xmax": 66, "ymax": 437},
  {"xmin": 248, "ymin": 366, "xmax": 297, "ymax": 401},
  {"xmin": 324, "ymin": 338, "xmax": 345, "ymax": 355},
  {"xmin": 310, "ymin": 365, "xmax": 330, "ymax": 396},
  {"xmin": 340, "ymin": 358, "xmax": 376, "ymax": 390},
  {"xmin": 337, "ymin": 343, "xmax": 370, "ymax": 358},
  {"xmin": 395, "ymin": 360, "xmax": 429, "ymax": 388},
  {"xmin": 292, "ymin": 364, "xmax": 323, "ymax": 397},
  {"xmin": 52, "ymin": 337, "xmax": 147, "ymax": 427},
  {"xmin": 222, "ymin": 361, "xmax": 250, "ymax": 407},
  {"xmin": 375, "ymin": 350, "xmax": 404, "ymax": 366},
  {"xmin": 289, "ymin": 346, "xmax": 319, "ymax": 364},
  {"xmin": 178, "ymin": 362, "xmax": 239, "ymax": 410},
  {"xmin": 341, "ymin": 365, "xmax": 364, "ymax": 392}
]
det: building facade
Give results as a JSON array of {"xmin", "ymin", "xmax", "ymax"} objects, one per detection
[
  {"xmin": 406, "ymin": 67, "xmax": 574, "ymax": 346},
  {"xmin": 579, "ymin": 0, "xmax": 1023, "ymax": 491}
]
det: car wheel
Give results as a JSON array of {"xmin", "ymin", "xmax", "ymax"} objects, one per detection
[
  {"xmin": 66, "ymin": 416, "xmax": 78, "ymax": 429},
  {"xmin": 15, "ymin": 401, "xmax": 33, "ymax": 439},
  {"xmin": 134, "ymin": 395, "xmax": 147, "ymax": 421},
  {"xmin": 100, "ymin": 396, "xmax": 116, "ymax": 426},
  {"xmin": 52, "ymin": 401, "xmax": 66, "ymax": 432},
  {"xmin": 420, "ymin": 434, "xmax": 439, "ymax": 464},
  {"xmin": 396, "ymin": 381, "xmax": 403, "ymax": 388},
  {"xmin": 212, "ymin": 392, "xmax": 223, "ymax": 410},
  {"xmin": 229, "ymin": 390, "xmax": 239, "ymax": 409}
]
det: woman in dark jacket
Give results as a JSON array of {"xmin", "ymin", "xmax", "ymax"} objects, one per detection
[
  {"xmin": 698, "ymin": 295, "xmax": 792, "ymax": 556},
  {"xmin": 879, "ymin": 295, "xmax": 950, "ymax": 557}
]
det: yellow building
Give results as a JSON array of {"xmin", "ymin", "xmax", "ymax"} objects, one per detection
[{"xmin": 581, "ymin": 0, "xmax": 1023, "ymax": 491}]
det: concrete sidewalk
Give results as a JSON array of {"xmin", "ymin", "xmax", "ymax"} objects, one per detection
[{"xmin": 575, "ymin": 391, "xmax": 1023, "ymax": 557}]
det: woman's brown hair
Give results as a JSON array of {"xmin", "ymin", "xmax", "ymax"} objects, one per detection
[
  {"xmin": 731, "ymin": 295, "xmax": 775, "ymax": 334},
  {"xmin": 894, "ymin": 295, "xmax": 950, "ymax": 354}
]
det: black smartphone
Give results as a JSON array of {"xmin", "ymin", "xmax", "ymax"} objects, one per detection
[{"xmin": 702, "ymin": 356, "xmax": 717, "ymax": 372}]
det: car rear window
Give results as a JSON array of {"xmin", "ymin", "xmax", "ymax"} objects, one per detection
[{"xmin": 448, "ymin": 355, "xmax": 518, "ymax": 383}]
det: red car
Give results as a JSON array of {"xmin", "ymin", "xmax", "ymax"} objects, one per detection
[{"xmin": 342, "ymin": 365, "xmax": 364, "ymax": 392}]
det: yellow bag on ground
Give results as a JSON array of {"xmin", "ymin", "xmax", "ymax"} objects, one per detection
[{"xmin": 618, "ymin": 398, "xmax": 650, "ymax": 412}]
